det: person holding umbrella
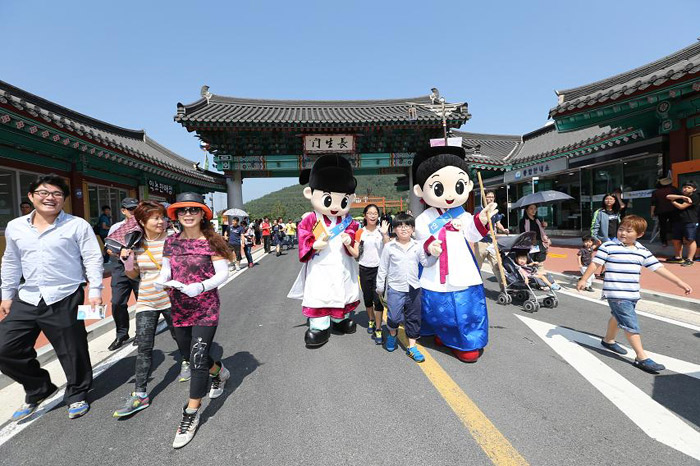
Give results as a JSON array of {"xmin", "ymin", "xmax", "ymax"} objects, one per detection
[{"xmin": 519, "ymin": 204, "xmax": 550, "ymax": 263}]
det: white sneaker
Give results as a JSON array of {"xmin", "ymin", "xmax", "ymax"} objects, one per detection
[
  {"xmin": 173, "ymin": 406, "xmax": 200, "ymax": 449},
  {"xmin": 208, "ymin": 363, "xmax": 230, "ymax": 399}
]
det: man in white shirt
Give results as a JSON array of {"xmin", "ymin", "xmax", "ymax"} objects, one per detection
[{"xmin": 0, "ymin": 174, "xmax": 103, "ymax": 421}]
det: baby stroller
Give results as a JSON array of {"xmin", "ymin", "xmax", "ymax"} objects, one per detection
[{"xmin": 495, "ymin": 232, "xmax": 558, "ymax": 312}]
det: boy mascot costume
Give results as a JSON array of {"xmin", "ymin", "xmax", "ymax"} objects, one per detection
[
  {"xmin": 288, "ymin": 154, "xmax": 361, "ymax": 347},
  {"xmin": 412, "ymin": 146, "xmax": 498, "ymax": 362}
]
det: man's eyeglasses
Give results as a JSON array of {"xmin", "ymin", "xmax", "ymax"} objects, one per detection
[
  {"xmin": 32, "ymin": 190, "xmax": 64, "ymax": 199},
  {"xmin": 395, "ymin": 224, "xmax": 413, "ymax": 230},
  {"xmin": 176, "ymin": 207, "xmax": 202, "ymax": 216}
]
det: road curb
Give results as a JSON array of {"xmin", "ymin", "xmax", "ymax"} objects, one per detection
[{"xmin": 0, "ymin": 247, "xmax": 268, "ymax": 391}]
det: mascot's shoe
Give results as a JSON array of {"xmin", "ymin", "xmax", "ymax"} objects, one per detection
[
  {"xmin": 305, "ymin": 328, "xmax": 330, "ymax": 347},
  {"xmin": 451, "ymin": 348, "xmax": 483, "ymax": 363},
  {"xmin": 434, "ymin": 335, "xmax": 444, "ymax": 347},
  {"xmin": 331, "ymin": 319, "xmax": 357, "ymax": 334}
]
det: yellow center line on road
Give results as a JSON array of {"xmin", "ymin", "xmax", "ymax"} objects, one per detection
[
  {"xmin": 547, "ymin": 253, "xmax": 567, "ymax": 258},
  {"xmin": 397, "ymin": 328, "xmax": 529, "ymax": 466}
]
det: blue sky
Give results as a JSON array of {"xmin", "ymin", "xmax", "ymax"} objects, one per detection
[{"xmin": 2, "ymin": 1, "xmax": 698, "ymax": 204}]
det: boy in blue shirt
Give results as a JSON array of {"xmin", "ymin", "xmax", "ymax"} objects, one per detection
[{"xmin": 577, "ymin": 215, "xmax": 692, "ymax": 373}]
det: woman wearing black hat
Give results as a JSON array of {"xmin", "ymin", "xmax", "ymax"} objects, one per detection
[{"xmin": 157, "ymin": 192, "xmax": 233, "ymax": 448}]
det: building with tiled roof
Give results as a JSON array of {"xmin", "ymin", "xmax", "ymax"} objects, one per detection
[{"xmin": 0, "ymin": 80, "xmax": 226, "ymax": 252}]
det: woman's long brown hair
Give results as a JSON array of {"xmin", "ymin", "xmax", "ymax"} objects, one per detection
[{"xmin": 201, "ymin": 219, "xmax": 234, "ymax": 261}]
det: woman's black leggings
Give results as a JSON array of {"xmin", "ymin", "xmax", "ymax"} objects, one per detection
[
  {"xmin": 173, "ymin": 325, "xmax": 219, "ymax": 399},
  {"xmin": 359, "ymin": 265, "xmax": 384, "ymax": 312},
  {"xmin": 134, "ymin": 309, "xmax": 182, "ymax": 393}
]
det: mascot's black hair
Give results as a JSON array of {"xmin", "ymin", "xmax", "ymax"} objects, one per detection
[
  {"xmin": 299, "ymin": 154, "xmax": 357, "ymax": 194},
  {"xmin": 411, "ymin": 146, "xmax": 470, "ymax": 189}
]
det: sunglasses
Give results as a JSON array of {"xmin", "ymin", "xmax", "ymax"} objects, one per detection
[
  {"xmin": 125, "ymin": 207, "xmax": 137, "ymax": 211},
  {"xmin": 176, "ymin": 207, "xmax": 202, "ymax": 216}
]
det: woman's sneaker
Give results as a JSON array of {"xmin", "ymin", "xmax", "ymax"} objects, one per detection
[
  {"xmin": 179, "ymin": 361, "xmax": 191, "ymax": 382},
  {"xmin": 367, "ymin": 320, "xmax": 375, "ymax": 334},
  {"xmin": 173, "ymin": 406, "xmax": 200, "ymax": 449},
  {"xmin": 209, "ymin": 363, "xmax": 230, "ymax": 399},
  {"xmin": 406, "ymin": 346, "xmax": 425, "ymax": 363},
  {"xmin": 373, "ymin": 329, "xmax": 383, "ymax": 345},
  {"xmin": 113, "ymin": 393, "xmax": 150, "ymax": 418},
  {"xmin": 68, "ymin": 401, "xmax": 90, "ymax": 419}
]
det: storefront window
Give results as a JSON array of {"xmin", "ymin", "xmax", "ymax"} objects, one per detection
[
  {"xmin": 622, "ymin": 155, "xmax": 662, "ymax": 228},
  {"xmin": 88, "ymin": 184, "xmax": 128, "ymax": 225},
  {"xmin": 552, "ymin": 171, "xmax": 581, "ymax": 231},
  {"xmin": 0, "ymin": 168, "xmax": 18, "ymax": 230}
]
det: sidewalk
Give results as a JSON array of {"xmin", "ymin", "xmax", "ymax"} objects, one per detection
[{"xmin": 543, "ymin": 237, "xmax": 700, "ymax": 308}]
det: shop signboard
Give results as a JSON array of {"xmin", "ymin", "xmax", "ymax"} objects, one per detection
[
  {"xmin": 147, "ymin": 179, "xmax": 174, "ymax": 196},
  {"xmin": 581, "ymin": 190, "xmax": 654, "ymax": 203},
  {"xmin": 505, "ymin": 158, "xmax": 568, "ymax": 184},
  {"xmin": 303, "ymin": 134, "xmax": 355, "ymax": 154}
]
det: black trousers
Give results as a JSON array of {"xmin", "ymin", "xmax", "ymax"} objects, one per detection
[
  {"xmin": 173, "ymin": 325, "xmax": 218, "ymax": 399},
  {"xmin": 0, "ymin": 288, "xmax": 92, "ymax": 404},
  {"xmin": 263, "ymin": 235, "xmax": 271, "ymax": 253},
  {"xmin": 111, "ymin": 263, "xmax": 139, "ymax": 338},
  {"xmin": 359, "ymin": 265, "xmax": 384, "ymax": 312},
  {"xmin": 658, "ymin": 213, "xmax": 674, "ymax": 245}
]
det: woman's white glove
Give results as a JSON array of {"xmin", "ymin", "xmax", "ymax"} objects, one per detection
[
  {"xmin": 153, "ymin": 257, "xmax": 172, "ymax": 290},
  {"xmin": 180, "ymin": 282, "xmax": 205, "ymax": 298}
]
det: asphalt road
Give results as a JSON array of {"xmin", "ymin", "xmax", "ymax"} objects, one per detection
[{"xmin": 1, "ymin": 251, "xmax": 698, "ymax": 465}]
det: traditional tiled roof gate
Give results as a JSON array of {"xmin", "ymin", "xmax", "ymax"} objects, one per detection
[{"xmin": 174, "ymin": 87, "xmax": 470, "ymax": 178}]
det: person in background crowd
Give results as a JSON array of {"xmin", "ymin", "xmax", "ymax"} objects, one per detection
[
  {"xmin": 591, "ymin": 194, "xmax": 623, "ymax": 246},
  {"xmin": 577, "ymin": 235, "xmax": 595, "ymax": 292},
  {"xmin": 0, "ymin": 174, "xmax": 103, "ymax": 421},
  {"xmin": 474, "ymin": 191, "xmax": 509, "ymax": 279},
  {"xmin": 105, "ymin": 197, "xmax": 140, "ymax": 351},
  {"xmin": 253, "ymin": 218, "xmax": 262, "ymax": 245},
  {"xmin": 668, "ymin": 181, "xmax": 699, "ymax": 266},
  {"xmin": 272, "ymin": 218, "xmax": 284, "ymax": 257},
  {"xmin": 651, "ymin": 177, "xmax": 680, "ymax": 248},
  {"xmin": 353, "ymin": 204, "xmax": 390, "ymax": 344},
  {"xmin": 519, "ymin": 204, "xmax": 550, "ymax": 263},
  {"xmin": 158, "ymin": 193, "xmax": 233, "ymax": 449},
  {"xmin": 613, "ymin": 187, "xmax": 627, "ymax": 218},
  {"xmin": 242, "ymin": 220, "xmax": 255, "ymax": 267},
  {"xmin": 19, "ymin": 201, "xmax": 33, "ymax": 216},
  {"xmin": 98, "ymin": 205, "xmax": 113, "ymax": 263},
  {"xmin": 261, "ymin": 216, "xmax": 271, "ymax": 253},
  {"xmin": 113, "ymin": 201, "xmax": 188, "ymax": 418},
  {"xmin": 228, "ymin": 216, "xmax": 244, "ymax": 271},
  {"xmin": 285, "ymin": 218, "xmax": 296, "ymax": 250}
]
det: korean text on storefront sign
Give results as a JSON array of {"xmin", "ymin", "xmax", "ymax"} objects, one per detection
[
  {"xmin": 147, "ymin": 179, "xmax": 173, "ymax": 195},
  {"xmin": 504, "ymin": 158, "xmax": 568, "ymax": 184}
]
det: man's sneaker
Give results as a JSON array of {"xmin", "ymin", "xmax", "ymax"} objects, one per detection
[
  {"xmin": 68, "ymin": 401, "xmax": 90, "ymax": 419},
  {"xmin": 666, "ymin": 257, "xmax": 684, "ymax": 264},
  {"xmin": 385, "ymin": 333, "xmax": 397, "ymax": 352},
  {"xmin": 600, "ymin": 339, "xmax": 628, "ymax": 355},
  {"xmin": 367, "ymin": 320, "xmax": 376, "ymax": 334},
  {"xmin": 173, "ymin": 406, "xmax": 200, "ymax": 449},
  {"xmin": 634, "ymin": 358, "xmax": 665, "ymax": 373},
  {"xmin": 11, "ymin": 386, "xmax": 57, "ymax": 422},
  {"xmin": 209, "ymin": 363, "xmax": 230, "ymax": 399},
  {"xmin": 585, "ymin": 286, "xmax": 594, "ymax": 292},
  {"xmin": 681, "ymin": 259, "xmax": 694, "ymax": 267},
  {"xmin": 406, "ymin": 346, "xmax": 425, "ymax": 363},
  {"xmin": 179, "ymin": 361, "xmax": 191, "ymax": 382},
  {"xmin": 373, "ymin": 329, "xmax": 383, "ymax": 345},
  {"xmin": 113, "ymin": 392, "xmax": 150, "ymax": 418}
]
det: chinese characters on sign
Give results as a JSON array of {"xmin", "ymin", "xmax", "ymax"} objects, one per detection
[
  {"xmin": 304, "ymin": 134, "xmax": 355, "ymax": 154},
  {"xmin": 147, "ymin": 179, "xmax": 173, "ymax": 195}
]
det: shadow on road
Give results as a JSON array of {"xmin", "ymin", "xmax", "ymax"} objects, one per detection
[
  {"xmin": 199, "ymin": 351, "xmax": 261, "ymax": 428},
  {"xmin": 652, "ymin": 374, "xmax": 700, "ymax": 429}
]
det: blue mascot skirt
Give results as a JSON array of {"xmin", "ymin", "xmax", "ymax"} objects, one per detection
[{"xmin": 420, "ymin": 285, "xmax": 488, "ymax": 351}]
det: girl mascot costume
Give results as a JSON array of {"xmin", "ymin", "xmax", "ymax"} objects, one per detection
[
  {"xmin": 412, "ymin": 146, "xmax": 498, "ymax": 362},
  {"xmin": 288, "ymin": 154, "xmax": 361, "ymax": 348}
]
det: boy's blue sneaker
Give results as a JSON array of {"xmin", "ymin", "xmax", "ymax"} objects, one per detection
[
  {"xmin": 68, "ymin": 401, "xmax": 90, "ymax": 419},
  {"xmin": 634, "ymin": 358, "xmax": 665, "ymax": 373},
  {"xmin": 385, "ymin": 333, "xmax": 396, "ymax": 352},
  {"xmin": 406, "ymin": 346, "xmax": 425, "ymax": 363},
  {"xmin": 600, "ymin": 339, "xmax": 628, "ymax": 355}
]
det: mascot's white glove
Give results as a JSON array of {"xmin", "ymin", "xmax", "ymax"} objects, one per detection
[
  {"xmin": 340, "ymin": 232, "xmax": 352, "ymax": 245},
  {"xmin": 313, "ymin": 239, "xmax": 328, "ymax": 250},
  {"xmin": 478, "ymin": 202, "xmax": 499, "ymax": 227},
  {"xmin": 428, "ymin": 239, "xmax": 443, "ymax": 257}
]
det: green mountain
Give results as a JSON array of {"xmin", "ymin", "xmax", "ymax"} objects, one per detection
[{"xmin": 242, "ymin": 175, "xmax": 410, "ymax": 220}]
